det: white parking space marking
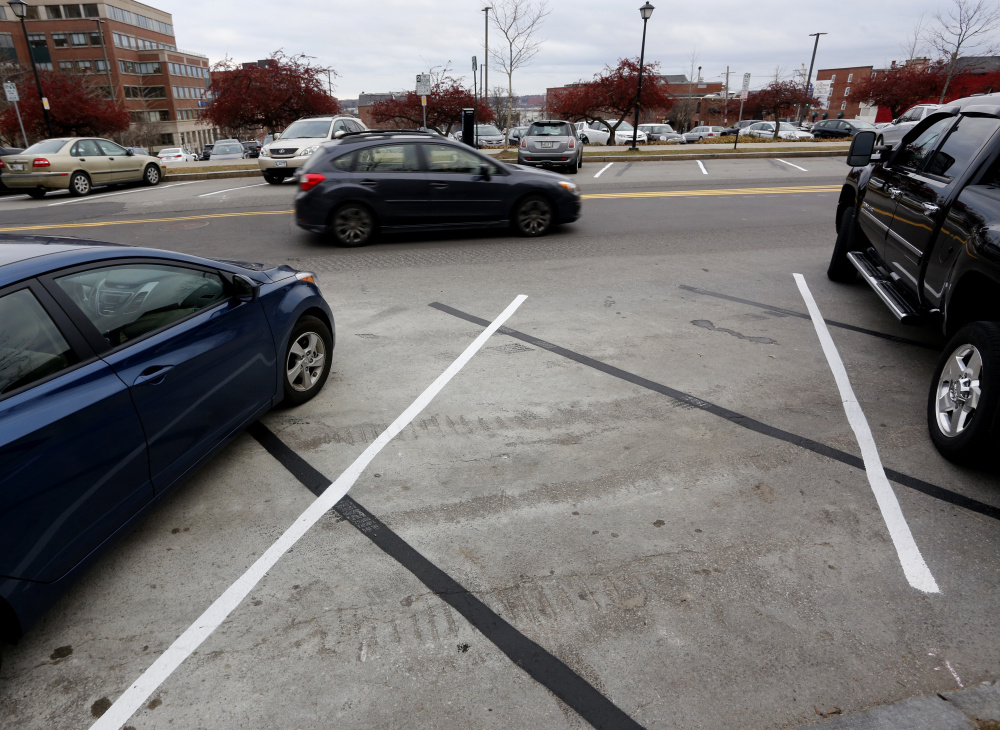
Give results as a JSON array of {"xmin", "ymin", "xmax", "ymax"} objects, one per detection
[
  {"xmin": 197, "ymin": 183, "xmax": 268, "ymax": 198},
  {"xmin": 777, "ymin": 159, "xmax": 808, "ymax": 171},
  {"xmin": 793, "ymin": 274, "xmax": 939, "ymax": 594},
  {"xmin": 47, "ymin": 181, "xmax": 205, "ymax": 207},
  {"xmin": 594, "ymin": 162, "xmax": 614, "ymax": 178},
  {"xmin": 89, "ymin": 294, "xmax": 529, "ymax": 730},
  {"xmin": 697, "ymin": 161, "xmax": 708, "ymax": 175}
]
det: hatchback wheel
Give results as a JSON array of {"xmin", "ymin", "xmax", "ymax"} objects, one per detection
[
  {"xmin": 69, "ymin": 172, "xmax": 91, "ymax": 197},
  {"xmin": 143, "ymin": 164, "xmax": 160, "ymax": 186},
  {"xmin": 283, "ymin": 316, "xmax": 333, "ymax": 406},
  {"xmin": 330, "ymin": 203, "xmax": 375, "ymax": 246},
  {"xmin": 513, "ymin": 195, "xmax": 554, "ymax": 237}
]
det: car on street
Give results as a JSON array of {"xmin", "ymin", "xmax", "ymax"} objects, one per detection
[
  {"xmin": 259, "ymin": 115, "xmax": 368, "ymax": 184},
  {"xmin": 294, "ymin": 130, "xmax": 581, "ymax": 246},
  {"xmin": 0, "ymin": 138, "xmax": 163, "ymax": 198},
  {"xmin": 683, "ymin": 125, "xmax": 728, "ymax": 142},
  {"xmin": 0, "ymin": 234, "xmax": 334, "ymax": 651},
  {"xmin": 242, "ymin": 140, "xmax": 262, "ymax": 158},
  {"xmin": 575, "ymin": 121, "xmax": 610, "ymax": 146},
  {"xmin": 124, "ymin": 146, "xmax": 149, "ymax": 156},
  {"xmin": 637, "ymin": 123, "xmax": 685, "ymax": 143},
  {"xmin": 826, "ymin": 92, "xmax": 1000, "ymax": 464},
  {"xmin": 507, "ymin": 126, "xmax": 528, "ymax": 145},
  {"xmin": 210, "ymin": 141, "xmax": 248, "ymax": 160},
  {"xmin": 0, "ymin": 146, "xmax": 24, "ymax": 193},
  {"xmin": 877, "ymin": 104, "xmax": 941, "ymax": 148},
  {"xmin": 720, "ymin": 119, "xmax": 762, "ymax": 136},
  {"xmin": 157, "ymin": 147, "xmax": 196, "ymax": 164},
  {"xmin": 811, "ymin": 118, "xmax": 878, "ymax": 138},
  {"xmin": 739, "ymin": 121, "xmax": 814, "ymax": 140},
  {"xmin": 607, "ymin": 121, "xmax": 648, "ymax": 145},
  {"xmin": 200, "ymin": 143, "xmax": 214, "ymax": 161},
  {"xmin": 517, "ymin": 120, "xmax": 583, "ymax": 173}
]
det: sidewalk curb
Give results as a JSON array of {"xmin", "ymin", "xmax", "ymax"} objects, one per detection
[
  {"xmin": 799, "ymin": 679, "xmax": 1000, "ymax": 729},
  {"xmin": 164, "ymin": 169, "xmax": 263, "ymax": 182}
]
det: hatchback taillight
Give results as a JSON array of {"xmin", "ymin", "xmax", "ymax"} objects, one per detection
[
  {"xmin": 300, "ymin": 173, "xmax": 326, "ymax": 191},
  {"xmin": 520, "ymin": 138, "xmax": 526, "ymax": 148},
  {"xmin": 33, "ymin": 158, "xmax": 50, "ymax": 167},
  {"xmin": 568, "ymin": 139, "xmax": 575, "ymax": 149}
]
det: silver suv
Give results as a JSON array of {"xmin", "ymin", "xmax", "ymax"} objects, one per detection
[
  {"xmin": 258, "ymin": 115, "xmax": 368, "ymax": 183},
  {"xmin": 876, "ymin": 104, "xmax": 939, "ymax": 148}
]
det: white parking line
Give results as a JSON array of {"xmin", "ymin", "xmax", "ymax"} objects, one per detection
[
  {"xmin": 777, "ymin": 159, "xmax": 808, "ymax": 171},
  {"xmin": 697, "ymin": 161, "xmax": 708, "ymax": 175},
  {"xmin": 88, "ymin": 294, "xmax": 529, "ymax": 730},
  {"xmin": 594, "ymin": 162, "xmax": 613, "ymax": 178},
  {"xmin": 793, "ymin": 274, "xmax": 939, "ymax": 594},
  {"xmin": 47, "ymin": 181, "xmax": 205, "ymax": 207},
  {"xmin": 197, "ymin": 183, "xmax": 268, "ymax": 198}
]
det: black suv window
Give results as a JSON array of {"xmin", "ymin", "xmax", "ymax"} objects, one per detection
[
  {"xmin": 894, "ymin": 117, "xmax": 953, "ymax": 172},
  {"xmin": 0, "ymin": 288, "xmax": 78, "ymax": 396},
  {"xmin": 924, "ymin": 116, "xmax": 1000, "ymax": 180}
]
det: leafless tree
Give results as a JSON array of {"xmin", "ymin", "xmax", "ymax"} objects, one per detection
[
  {"xmin": 902, "ymin": 14, "xmax": 929, "ymax": 61},
  {"xmin": 489, "ymin": 0, "xmax": 549, "ymax": 149},
  {"xmin": 671, "ymin": 50, "xmax": 701, "ymax": 132},
  {"xmin": 927, "ymin": 0, "xmax": 1000, "ymax": 101}
]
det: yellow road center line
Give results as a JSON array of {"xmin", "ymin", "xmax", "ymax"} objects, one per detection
[
  {"xmin": 0, "ymin": 185, "xmax": 841, "ymax": 232},
  {"xmin": 0, "ymin": 209, "xmax": 293, "ymax": 233}
]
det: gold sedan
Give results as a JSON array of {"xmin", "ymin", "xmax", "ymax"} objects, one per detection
[{"xmin": 0, "ymin": 137, "xmax": 164, "ymax": 198}]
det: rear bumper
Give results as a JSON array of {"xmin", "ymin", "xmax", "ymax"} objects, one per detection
[
  {"xmin": 518, "ymin": 152, "xmax": 577, "ymax": 165},
  {"xmin": 259, "ymin": 157, "xmax": 307, "ymax": 174},
  {"xmin": 1, "ymin": 171, "xmax": 71, "ymax": 190}
]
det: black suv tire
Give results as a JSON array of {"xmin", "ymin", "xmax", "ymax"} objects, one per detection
[{"xmin": 828, "ymin": 206, "xmax": 861, "ymax": 282}]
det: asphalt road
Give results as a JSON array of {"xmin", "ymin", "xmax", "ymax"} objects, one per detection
[{"xmin": 1, "ymin": 157, "xmax": 998, "ymax": 730}]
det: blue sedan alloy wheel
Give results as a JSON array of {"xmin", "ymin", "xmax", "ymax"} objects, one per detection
[
  {"xmin": 284, "ymin": 316, "xmax": 333, "ymax": 405},
  {"xmin": 514, "ymin": 195, "xmax": 554, "ymax": 237},
  {"xmin": 331, "ymin": 203, "xmax": 375, "ymax": 247}
]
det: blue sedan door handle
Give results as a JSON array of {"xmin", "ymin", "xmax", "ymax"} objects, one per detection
[{"xmin": 133, "ymin": 365, "xmax": 174, "ymax": 387}]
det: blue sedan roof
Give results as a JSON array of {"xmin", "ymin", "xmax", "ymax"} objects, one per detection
[{"xmin": 0, "ymin": 235, "xmax": 128, "ymax": 287}]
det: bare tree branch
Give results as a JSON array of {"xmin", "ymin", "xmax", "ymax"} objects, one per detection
[
  {"xmin": 488, "ymin": 0, "xmax": 549, "ymax": 148},
  {"xmin": 926, "ymin": 0, "xmax": 1000, "ymax": 101}
]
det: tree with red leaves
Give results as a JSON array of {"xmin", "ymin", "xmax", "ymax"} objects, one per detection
[
  {"xmin": 371, "ymin": 78, "xmax": 492, "ymax": 135},
  {"xmin": 205, "ymin": 51, "xmax": 339, "ymax": 135},
  {"xmin": 549, "ymin": 58, "xmax": 671, "ymax": 143},
  {"xmin": 851, "ymin": 63, "xmax": 947, "ymax": 119},
  {"xmin": 746, "ymin": 81, "xmax": 813, "ymax": 138},
  {"xmin": 0, "ymin": 71, "xmax": 129, "ymax": 144}
]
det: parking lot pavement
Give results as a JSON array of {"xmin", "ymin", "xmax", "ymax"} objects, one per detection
[{"xmin": 1, "ymin": 167, "xmax": 998, "ymax": 729}]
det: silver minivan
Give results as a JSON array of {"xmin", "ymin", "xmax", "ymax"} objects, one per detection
[{"xmin": 516, "ymin": 120, "xmax": 583, "ymax": 174}]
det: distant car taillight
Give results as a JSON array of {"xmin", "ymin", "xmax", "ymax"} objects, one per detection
[
  {"xmin": 568, "ymin": 139, "xmax": 575, "ymax": 148},
  {"xmin": 32, "ymin": 158, "xmax": 50, "ymax": 167},
  {"xmin": 0, "ymin": 159, "xmax": 5, "ymax": 168},
  {"xmin": 300, "ymin": 173, "xmax": 326, "ymax": 191},
  {"xmin": 520, "ymin": 137, "xmax": 527, "ymax": 148}
]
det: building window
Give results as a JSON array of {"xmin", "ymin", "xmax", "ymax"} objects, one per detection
[
  {"xmin": 83, "ymin": 4, "xmax": 98, "ymax": 17},
  {"xmin": 847, "ymin": 73, "xmax": 853, "ymax": 82},
  {"xmin": 27, "ymin": 33, "xmax": 51, "ymax": 65},
  {"xmin": 830, "ymin": 74, "xmax": 836, "ymax": 83},
  {"xmin": 36, "ymin": 62, "xmax": 53, "ymax": 70},
  {"xmin": 64, "ymin": 4, "xmax": 83, "ymax": 18},
  {"xmin": 25, "ymin": 5, "xmax": 40, "ymax": 18},
  {"xmin": 841, "ymin": 101, "xmax": 847, "ymax": 111},
  {"xmin": 89, "ymin": 31, "xmax": 102, "ymax": 46},
  {"xmin": 70, "ymin": 33, "xmax": 88, "ymax": 46},
  {"xmin": 95, "ymin": 59, "xmax": 106, "ymax": 71},
  {"xmin": 45, "ymin": 4, "xmax": 62, "ymax": 18},
  {"xmin": 59, "ymin": 60, "xmax": 73, "ymax": 70},
  {"xmin": 0, "ymin": 7, "xmax": 6, "ymax": 19},
  {"xmin": 844, "ymin": 87, "xmax": 851, "ymax": 97},
  {"xmin": 76, "ymin": 59, "xmax": 93, "ymax": 72},
  {"xmin": 51, "ymin": 33, "xmax": 68, "ymax": 47}
]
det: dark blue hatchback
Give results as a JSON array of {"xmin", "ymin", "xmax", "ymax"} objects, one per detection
[
  {"xmin": 0, "ymin": 236, "xmax": 334, "ymax": 645},
  {"xmin": 293, "ymin": 130, "xmax": 582, "ymax": 246}
]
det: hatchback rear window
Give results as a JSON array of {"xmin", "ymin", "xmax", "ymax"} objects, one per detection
[{"xmin": 528, "ymin": 122, "xmax": 572, "ymax": 136}]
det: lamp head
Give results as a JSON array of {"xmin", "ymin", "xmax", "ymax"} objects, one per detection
[
  {"xmin": 8, "ymin": 0, "xmax": 28, "ymax": 19},
  {"xmin": 639, "ymin": 2, "xmax": 654, "ymax": 19}
]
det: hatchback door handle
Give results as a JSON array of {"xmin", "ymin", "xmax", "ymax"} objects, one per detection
[
  {"xmin": 133, "ymin": 365, "xmax": 174, "ymax": 386},
  {"xmin": 921, "ymin": 202, "xmax": 940, "ymax": 216},
  {"xmin": 888, "ymin": 187, "xmax": 902, "ymax": 199}
]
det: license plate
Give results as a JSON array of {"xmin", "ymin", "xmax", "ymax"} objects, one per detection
[
  {"xmin": 540, "ymin": 142, "xmax": 554, "ymax": 149},
  {"xmin": 274, "ymin": 160, "xmax": 287, "ymax": 167},
  {"xmin": 11, "ymin": 163, "xmax": 23, "ymax": 171}
]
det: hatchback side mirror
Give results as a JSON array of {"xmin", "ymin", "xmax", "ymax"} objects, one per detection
[{"xmin": 846, "ymin": 130, "xmax": 877, "ymax": 167}]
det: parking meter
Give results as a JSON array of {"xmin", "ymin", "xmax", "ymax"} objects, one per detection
[{"xmin": 461, "ymin": 108, "xmax": 475, "ymax": 146}]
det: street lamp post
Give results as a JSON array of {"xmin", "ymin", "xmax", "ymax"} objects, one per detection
[
  {"xmin": 800, "ymin": 32, "xmax": 827, "ymax": 123},
  {"xmin": 630, "ymin": 2, "xmax": 654, "ymax": 151},
  {"xmin": 94, "ymin": 19, "xmax": 115, "ymax": 101},
  {"xmin": 8, "ymin": 0, "xmax": 53, "ymax": 137}
]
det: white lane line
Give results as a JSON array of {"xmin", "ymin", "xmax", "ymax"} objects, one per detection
[
  {"xmin": 47, "ymin": 181, "xmax": 204, "ymax": 207},
  {"xmin": 697, "ymin": 160, "xmax": 708, "ymax": 175},
  {"xmin": 89, "ymin": 294, "xmax": 529, "ymax": 730},
  {"xmin": 777, "ymin": 159, "xmax": 808, "ymax": 171},
  {"xmin": 594, "ymin": 162, "xmax": 613, "ymax": 178},
  {"xmin": 197, "ymin": 183, "xmax": 268, "ymax": 198},
  {"xmin": 793, "ymin": 274, "xmax": 939, "ymax": 594}
]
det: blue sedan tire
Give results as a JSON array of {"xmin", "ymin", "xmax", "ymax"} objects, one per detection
[{"xmin": 283, "ymin": 316, "xmax": 333, "ymax": 406}]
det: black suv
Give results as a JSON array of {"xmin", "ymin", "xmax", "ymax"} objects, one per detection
[
  {"xmin": 827, "ymin": 92, "xmax": 1000, "ymax": 464},
  {"xmin": 293, "ymin": 130, "xmax": 582, "ymax": 246}
]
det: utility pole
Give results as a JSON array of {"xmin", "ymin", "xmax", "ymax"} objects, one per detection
[
  {"xmin": 724, "ymin": 65, "xmax": 730, "ymax": 124},
  {"xmin": 483, "ymin": 6, "xmax": 490, "ymax": 148},
  {"xmin": 95, "ymin": 19, "xmax": 115, "ymax": 100},
  {"xmin": 801, "ymin": 32, "xmax": 826, "ymax": 123}
]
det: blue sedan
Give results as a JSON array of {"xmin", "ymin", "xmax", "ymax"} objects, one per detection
[{"xmin": 0, "ymin": 235, "xmax": 334, "ymax": 646}]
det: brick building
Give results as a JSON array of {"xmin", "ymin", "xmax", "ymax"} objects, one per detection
[
  {"xmin": 356, "ymin": 91, "xmax": 408, "ymax": 129},
  {"xmin": 0, "ymin": 0, "xmax": 217, "ymax": 151},
  {"xmin": 813, "ymin": 65, "xmax": 875, "ymax": 120}
]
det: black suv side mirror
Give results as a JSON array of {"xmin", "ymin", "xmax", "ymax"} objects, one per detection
[
  {"xmin": 846, "ymin": 130, "xmax": 877, "ymax": 167},
  {"xmin": 478, "ymin": 163, "xmax": 491, "ymax": 181}
]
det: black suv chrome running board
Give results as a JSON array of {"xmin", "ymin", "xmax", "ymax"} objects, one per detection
[{"xmin": 847, "ymin": 251, "xmax": 924, "ymax": 324}]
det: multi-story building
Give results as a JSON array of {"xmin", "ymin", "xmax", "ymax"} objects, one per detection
[
  {"xmin": 813, "ymin": 66, "xmax": 875, "ymax": 120},
  {"xmin": 0, "ymin": 0, "xmax": 217, "ymax": 151}
]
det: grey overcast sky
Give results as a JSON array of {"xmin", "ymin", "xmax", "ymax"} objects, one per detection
[{"xmin": 154, "ymin": 0, "xmax": 949, "ymax": 98}]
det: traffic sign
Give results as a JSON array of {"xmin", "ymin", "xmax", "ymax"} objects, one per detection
[
  {"xmin": 741, "ymin": 73, "xmax": 751, "ymax": 92},
  {"xmin": 415, "ymin": 73, "xmax": 431, "ymax": 96},
  {"xmin": 740, "ymin": 89, "xmax": 748, "ymax": 101},
  {"xmin": 472, "ymin": 56, "xmax": 477, "ymax": 72},
  {"xmin": 3, "ymin": 82, "xmax": 18, "ymax": 102}
]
